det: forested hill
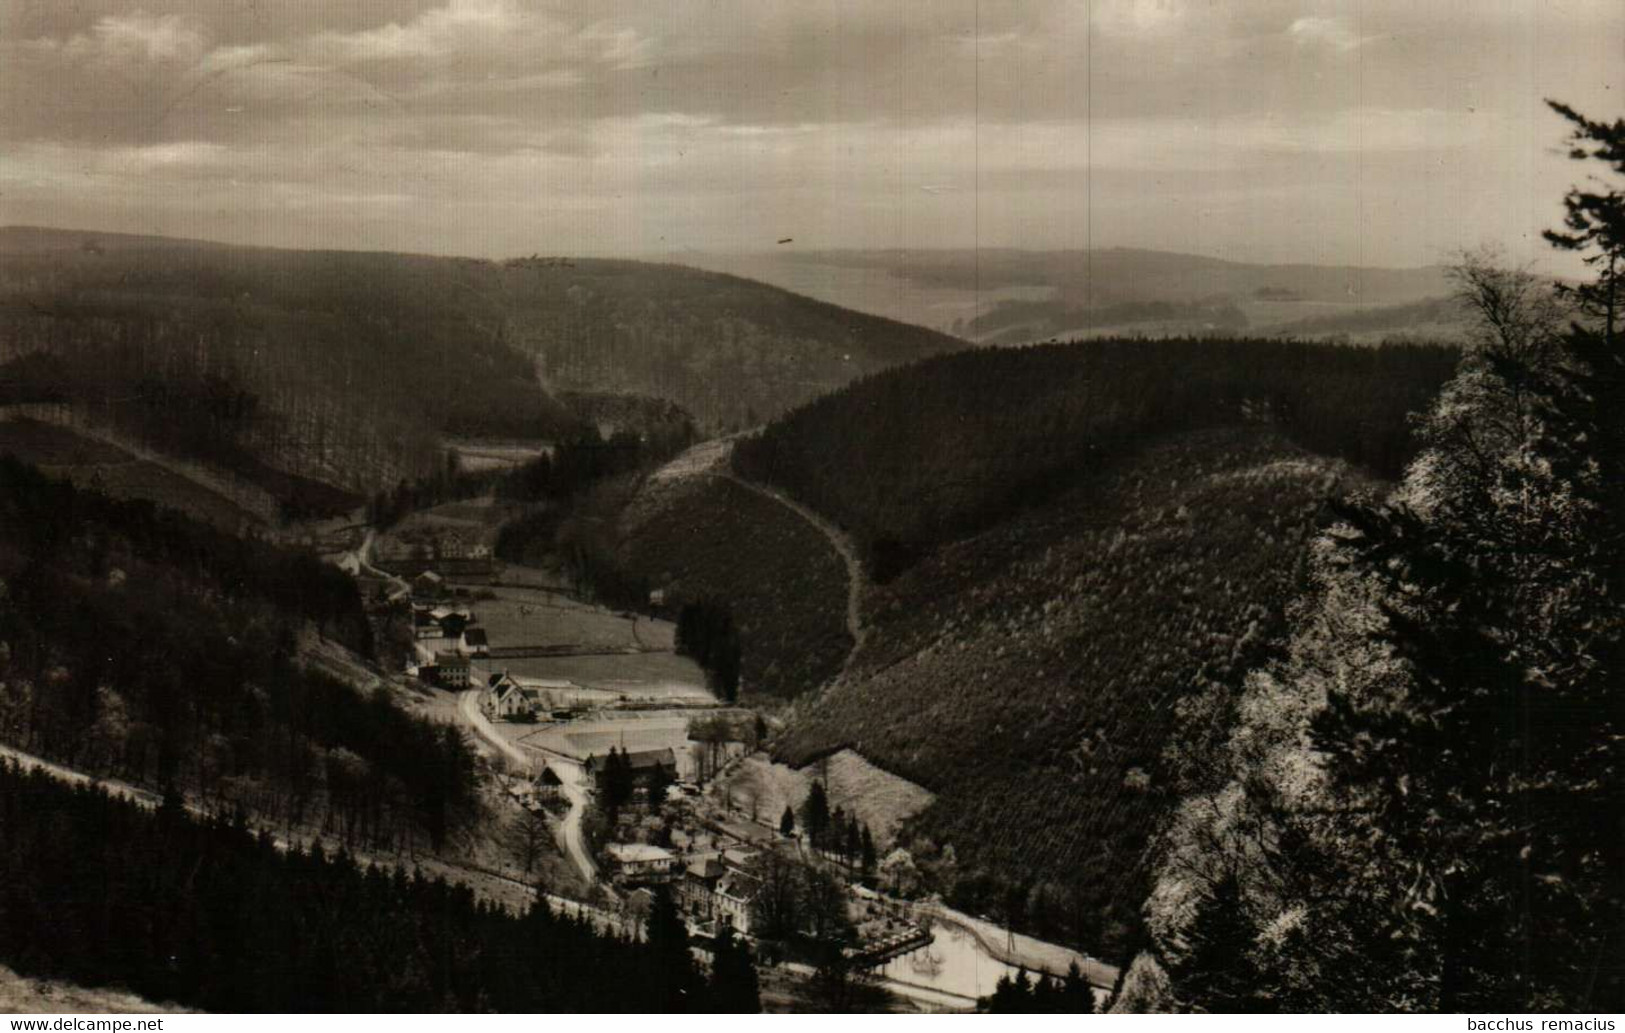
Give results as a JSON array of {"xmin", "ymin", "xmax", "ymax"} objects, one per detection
[
  {"xmin": 0, "ymin": 229, "xmax": 961, "ymax": 500},
  {"xmin": 733, "ymin": 338, "xmax": 1460, "ymax": 579},
  {"xmin": 705, "ymin": 338, "xmax": 1462, "ymax": 957},
  {"xmin": 0, "ymin": 227, "xmax": 576, "ymax": 497},
  {"xmin": 491, "ymin": 257, "xmax": 960, "ymax": 431},
  {"xmin": 0, "ymin": 455, "xmax": 481, "ymax": 852}
]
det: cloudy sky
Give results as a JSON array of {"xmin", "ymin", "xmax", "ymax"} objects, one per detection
[{"xmin": 1, "ymin": 0, "xmax": 1620, "ymax": 268}]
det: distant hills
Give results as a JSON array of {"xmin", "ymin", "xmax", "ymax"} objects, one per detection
[
  {"xmin": 0, "ymin": 227, "xmax": 961, "ymax": 508},
  {"xmin": 682, "ymin": 247, "xmax": 1464, "ymax": 345}
]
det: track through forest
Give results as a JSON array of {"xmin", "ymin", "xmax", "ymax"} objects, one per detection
[{"xmin": 712, "ymin": 469, "xmax": 868, "ymax": 675}]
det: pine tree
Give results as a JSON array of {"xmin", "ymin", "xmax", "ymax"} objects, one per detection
[
  {"xmin": 709, "ymin": 925, "xmax": 761, "ymax": 1012},
  {"xmin": 1167, "ymin": 872, "xmax": 1265, "ymax": 1013},
  {"xmin": 780, "ymin": 804, "xmax": 796, "ymax": 838},
  {"xmin": 1544, "ymin": 102, "xmax": 1625, "ymax": 346},
  {"xmin": 1062, "ymin": 961, "xmax": 1096, "ymax": 1013},
  {"xmin": 802, "ymin": 780, "xmax": 831, "ymax": 850},
  {"xmin": 644, "ymin": 886, "xmax": 702, "ymax": 1011}
]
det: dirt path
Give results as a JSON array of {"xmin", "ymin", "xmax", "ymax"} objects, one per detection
[{"xmin": 713, "ymin": 470, "xmax": 868, "ymax": 666}]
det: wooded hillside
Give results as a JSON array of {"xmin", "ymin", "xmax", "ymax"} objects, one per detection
[{"xmin": 734, "ymin": 338, "xmax": 1459, "ymax": 579}]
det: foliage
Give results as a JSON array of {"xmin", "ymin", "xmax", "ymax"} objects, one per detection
[
  {"xmin": 675, "ymin": 599, "xmax": 744, "ymax": 702},
  {"xmin": 619, "ymin": 475, "xmax": 853, "ymax": 698},
  {"xmin": 0, "ymin": 235, "xmax": 575, "ymax": 493},
  {"xmin": 0, "ymin": 764, "xmax": 752, "ymax": 1012},
  {"xmin": 983, "ymin": 965, "xmax": 1096, "ymax": 1013},
  {"xmin": 1148, "ymin": 194, "xmax": 1625, "ymax": 1010},
  {"xmin": 734, "ymin": 337, "xmax": 1458, "ymax": 580},
  {"xmin": 0, "ymin": 457, "xmax": 481, "ymax": 849},
  {"xmin": 709, "ymin": 925, "xmax": 762, "ymax": 1012},
  {"xmin": 1544, "ymin": 101, "xmax": 1625, "ymax": 341},
  {"xmin": 779, "ymin": 427, "xmax": 1367, "ymax": 957}
]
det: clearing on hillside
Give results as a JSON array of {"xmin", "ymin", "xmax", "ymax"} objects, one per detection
[{"xmin": 720, "ymin": 749, "xmax": 935, "ymax": 848}]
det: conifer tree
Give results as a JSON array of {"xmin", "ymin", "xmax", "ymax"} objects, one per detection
[
  {"xmin": 1147, "ymin": 106, "xmax": 1625, "ymax": 1012},
  {"xmin": 709, "ymin": 925, "xmax": 761, "ymax": 1012}
]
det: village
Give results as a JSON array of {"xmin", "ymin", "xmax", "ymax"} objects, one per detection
[{"xmin": 352, "ymin": 519, "xmax": 1112, "ymax": 1011}]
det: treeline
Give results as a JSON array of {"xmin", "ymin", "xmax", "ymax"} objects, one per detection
[
  {"xmin": 791, "ymin": 781, "xmax": 878, "ymax": 873},
  {"xmin": 0, "ymin": 765, "xmax": 760, "ymax": 1012},
  {"xmin": 675, "ymin": 600, "xmax": 743, "ymax": 702},
  {"xmin": 492, "ymin": 428, "xmax": 697, "ymax": 611},
  {"xmin": 496, "ymin": 424, "xmax": 694, "ymax": 505},
  {"xmin": 733, "ymin": 338, "xmax": 1458, "ymax": 580},
  {"xmin": 0, "ymin": 457, "xmax": 477, "ymax": 849},
  {"xmin": 982, "ymin": 965, "xmax": 1098, "ymax": 1013}
]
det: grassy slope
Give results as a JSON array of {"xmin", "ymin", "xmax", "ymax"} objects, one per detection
[
  {"xmin": 776, "ymin": 427, "xmax": 1371, "ymax": 950},
  {"xmin": 620, "ymin": 474, "xmax": 852, "ymax": 700}
]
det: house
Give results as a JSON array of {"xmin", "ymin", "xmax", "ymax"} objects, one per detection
[
  {"xmin": 439, "ymin": 531, "xmax": 469, "ymax": 560},
  {"xmin": 488, "ymin": 677, "xmax": 541, "ymax": 719},
  {"xmin": 604, "ymin": 843, "xmax": 676, "ymax": 884},
  {"xmin": 462, "ymin": 627, "xmax": 490, "ymax": 657},
  {"xmin": 586, "ymin": 748, "xmax": 678, "ymax": 790},
  {"xmin": 713, "ymin": 869, "xmax": 760, "ymax": 934},
  {"xmin": 412, "ymin": 607, "xmax": 442, "ymax": 640},
  {"xmin": 678, "ymin": 856, "xmax": 726, "ymax": 918},
  {"xmin": 534, "ymin": 764, "xmax": 565, "ymax": 803},
  {"xmin": 435, "ymin": 650, "xmax": 471, "ymax": 689},
  {"xmin": 413, "ymin": 570, "xmax": 445, "ymax": 598}
]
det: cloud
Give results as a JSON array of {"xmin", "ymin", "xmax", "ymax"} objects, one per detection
[
  {"xmin": 1287, "ymin": 15, "xmax": 1370, "ymax": 53},
  {"xmin": 61, "ymin": 11, "xmax": 209, "ymax": 65}
]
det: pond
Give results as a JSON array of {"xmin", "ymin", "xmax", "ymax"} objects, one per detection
[{"xmin": 881, "ymin": 921, "xmax": 1025, "ymax": 1003}]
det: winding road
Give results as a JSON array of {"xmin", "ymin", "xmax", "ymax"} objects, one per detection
[
  {"xmin": 650, "ymin": 436, "xmax": 869, "ymax": 675},
  {"xmin": 455, "ymin": 689, "xmax": 598, "ymax": 884},
  {"xmin": 713, "ymin": 470, "xmax": 868, "ymax": 663}
]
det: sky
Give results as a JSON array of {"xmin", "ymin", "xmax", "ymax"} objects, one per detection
[{"xmin": 1, "ymin": 0, "xmax": 1621, "ymax": 270}]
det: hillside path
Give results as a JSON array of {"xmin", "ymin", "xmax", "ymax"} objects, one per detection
[
  {"xmin": 712, "ymin": 470, "xmax": 868, "ymax": 665},
  {"xmin": 649, "ymin": 435, "xmax": 869, "ymax": 676}
]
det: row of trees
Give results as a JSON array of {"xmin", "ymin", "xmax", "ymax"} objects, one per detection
[
  {"xmin": 983, "ymin": 964, "xmax": 1098, "ymax": 1013},
  {"xmin": 791, "ymin": 780, "xmax": 879, "ymax": 874},
  {"xmin": 0, "ymin": 764, "xmax": 759, "ymax": 1012},
  {"xmin": 1143, "ymin": 101, "xmax": 1625, "ymax": 1012},
  {"xmin": 675, "ymin": 600, "xmax": 744, "ymax": 702}
]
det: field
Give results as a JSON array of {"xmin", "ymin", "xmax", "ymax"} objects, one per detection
[
  {"xmin": 445, "ymin": 438, "xmax": 554, "ymax": 473},
  {"xmin": 490, "ymin": 653, "xmax": 708, "ymax": 698},
  {"xmin": 501, "ymin": 713, "xmax": 701, "ymax": 775},
  {"xmin": 0, "ymin": 419, "xmax": 262, "ymax": 529},
  {"xmin": 472, "ymin": 593, "xmax": 649, "ymax": 653},
  {"xmin": 720, "ymin": 749, "xmax": 935, "ymax": 848}
]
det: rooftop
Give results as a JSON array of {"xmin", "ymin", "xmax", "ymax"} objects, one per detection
[{"xmin": 606, "ymin": 843, "xmax": 675, "ymax": 864}]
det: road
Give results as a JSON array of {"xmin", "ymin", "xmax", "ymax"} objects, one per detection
[
  {"xmin": 455, "ymin": 690, "xmax": 598, "ymax": 885},
  {"xmin": 713, "ymin": 470, "xmax": 869, "ymax": 669}
]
